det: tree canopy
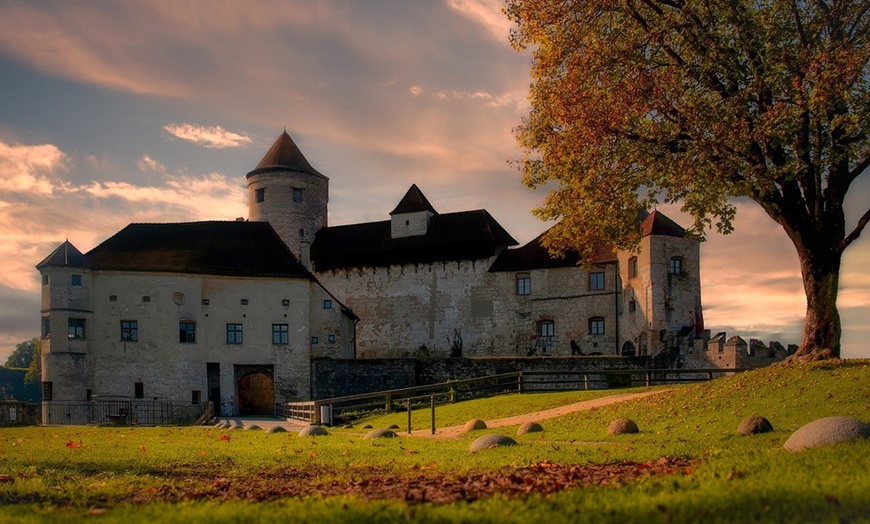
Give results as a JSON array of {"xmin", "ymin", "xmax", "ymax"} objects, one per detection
[
  {"xmin": 507, "ymin": 0, "xmax": 870, "ymax": 358},
  {"xmin": 4, "ymin": 339, "xmax": 35, "ymax": 369}
]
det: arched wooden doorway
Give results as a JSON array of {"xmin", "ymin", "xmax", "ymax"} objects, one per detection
[
  {"xmin": 621, "ymin": 341, "xmax": 637, "ymax": 357},
  {"xmin": 235, "ymin": 366, "xmax": 274, "ymax": 416}
]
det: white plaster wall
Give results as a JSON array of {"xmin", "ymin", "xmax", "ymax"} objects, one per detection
[{"xmin": 390, "ymin": 211, "xmax": 432, "ymax": 238}]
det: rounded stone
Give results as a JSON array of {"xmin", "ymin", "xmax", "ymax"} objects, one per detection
[
  {"xmin": 386, "ymin": 424, "xmax": 400, "ymax": 430},
  {"xmin": 265, "ymin": 426, "xmax": 287, "ymax": 434},
  {"xmin": 608, "ymin": 418, "xmax": 639, "ymax": 435},
  {"xmin": 230, "ymin": 424, "xmax": 244, "ymax": 431},
  {"xmin": 342, "ymin": 424, "xmax": 354, "ymax": 429},
  {"xmin": 245, "ymin": 424, "xmax": 262, "ymax": 431},
  {"xmin": 469, "ymin": 434, "xmax": 517, "ymax": 453},
  {"xmin": 737, "ymin": 415, "xmax": 774, "ymax": 436},
  {"xmin": 363, "ymin": 429, "xmax": 398, "ymax": 439},
  {"xmin": 362, "ymin": 424, "xmax": 373, "ymax": 429},
  {"xmin": 463, "ymin": 419, "xmax": 488, "ymax": 432},
  {"xmin": 784, "ymin": 417, "xmax": 870, "ymax": 451},
  {"xmin": 517, "ymin": 422, "xmax": 544, "ymax": 436},
  {"xmin": 298, "ymin": 425, "xmax": 330, "ymax": 437}
]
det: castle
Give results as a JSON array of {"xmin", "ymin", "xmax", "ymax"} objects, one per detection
[{"xmin": 37, "ymin": 131, "xmax": 705, "ymax": 418}]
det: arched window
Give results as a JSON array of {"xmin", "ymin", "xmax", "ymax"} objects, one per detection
[{"xmin": 589, "ymin": 317, "xmax": 605, "ymax": 335}]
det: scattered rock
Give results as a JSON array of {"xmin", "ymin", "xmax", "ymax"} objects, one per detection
[
  {"xmin": 342, "ymin": 424, "xmax": 354, "ymax": 429},
  {"xmin": 230, "ymin": 424, "xmax": 244, "ymax": 431},
  {"xmin": 784, "ymin": 417, "xmax": 870, "ymax": 451},
  {"xmin": 469, "ymin": 434, "xmax": 517, "ymax": 452},
  {"xmin": 363, "ymin": 429, "xmax": 398, "ymax": 439},
  {"xmin": 245, "ymin": 424, "xmax": 262, "ymax": 431},
  {"xmin": 517, "ymin": 422, "xmax": 543, "ymax": 436},
  {"xmin": 608, "ymin": 418, "xmax": 639, "ymax": 435},
  {"xmin": 737, "ymin": 415, "xmax": 774, "ymax": 436},
  {"xmin": 265, "ymin": 426, "xmax": 287, "ymax": 434},
  {"xmin": 463, "ymin": 419, "xmax": 488, "ymax": 432},
  {"xmin": 299, "ymin": 426, "xmax": 329, "ymax": 437},
  {"xmin": 362, "ymin": 424, "xmax": 373, "ymax": 429}
]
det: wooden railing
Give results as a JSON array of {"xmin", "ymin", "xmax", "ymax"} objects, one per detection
[{"xmin": 285, "ymin": 367, "xmax": 749, "ymax": 425}]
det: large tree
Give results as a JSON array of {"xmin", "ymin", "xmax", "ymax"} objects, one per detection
[{"xmin": 506, "ymin": 0, "xmax": 870, "ymax": 360}]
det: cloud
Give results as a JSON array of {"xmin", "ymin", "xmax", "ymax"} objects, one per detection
[
  {"xmin": 164, "ymin": 123, "xmax": 251, "ymax": 149},
  {"xmin": 0, "ymin": 140, "xmax": 68, "ymax": 195},
  {"xmin": 445, "ymin": 0, "xmax": 515, "ymax": 44}
]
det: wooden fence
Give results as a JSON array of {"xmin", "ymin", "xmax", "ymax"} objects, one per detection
[{"xmin": 284, "ymin": 367, "xmax": 748, "ymax": 425}]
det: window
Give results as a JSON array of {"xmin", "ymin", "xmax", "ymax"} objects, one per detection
[
  {"xmin": 121, "ymin": 320, "xmax": 138, "ymax": 342},
  {"xmin": 272, "ymin": 324, "xmax": 289, "ymax": 345},
  {"xmin": 191, "ymin": 390, "xmax": 201, "ymax": 405},
  {"xmin": 240, "ymin": 299, "xmax": 249, "ymax": 306},
  {"xmin": 255, "ymin": 188, "xmax": 266, "ymax": 203},
  {"xmin": 142, "ymin": 296, "xmax": 151, "ymax": 303},
  {"xmin": 628, "ymin": 299, "xmax": 637, "ymax": 313},
  {"xmin": 516, "ymin": 273, "xmax": 531, "ymax": 295},
  {"xmin": 202, "ymin": 299, "xmax": 210, "ymax": 306},
  {"xmin": 42, "ymin": 274, "xmax": 48, "ymax": 285},
  {"xmin": 41, "ymin": 317, "xmax": 50, "ymax": 338},
  {"xmin": 323, "ymin": 299, "xmax": 332, "ymax": 309},
  {"xmin": 669, "ymin": 257, "xmax": 683, "ymax": 275},
  {"xmin": 292, "ymin": 187, "xmax": 303, "ymax": 203},
  {"xmin": 327, "ymin": 334, "xmax": 336, "ymax": 344},
  {"xmin": 134, "ymin": 382, "xmax": 144, "ymax": 399},
  {"xmin": 298, "ymin": 228, "xmax": 305, "ymax": 239},
  {"xmin": 589, "ymin": 271, "xmax": 605, "ymax": 291},
  {"xmin": 538, "ymin": 320, "xmax": 555, "ymax": 337},
  {"xmin": 629, "ymin": 257, "xmax": 638, "ymax": 278},
  {"xmin": 109, "ymin": 295, "xmax": 117, "ymax": 302},
  {"xmin": 179, "ymin": 322, "xmax": 196, "ymax": 343},
  {"xmin": 71, "ymin": 274, "xmax": 82, "ymax": 286},
  {"xmin": 589, "ymin": 317, "xmax": 605, "ymax": 335},
  {"xmin": 68, "ymin": 318, "xmax": 86, "ymax": 340},
  {"xmin": 226, "ymin": 323, "xmax": 243, "ymax": 344},
  {"xmin": 311, "ymin": 336, "xmax": 319, "ymax": 345},
  {"xmin": 42, "ymin": 381, "xmax": 53, "ymax": 401},
  {"xmin": 86, "ymin": 389, "xmax": 92, "ymax": 402}
]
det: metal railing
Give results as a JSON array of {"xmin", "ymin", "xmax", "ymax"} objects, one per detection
[
  {"xmin": 286, "ymin": 367, "xmax": 748, "ymax": 425},
  {"xmin": 42, "ymin": 398, "xmax": 208, "ymax": 426}
]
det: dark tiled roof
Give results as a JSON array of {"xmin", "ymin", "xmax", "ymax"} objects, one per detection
[
  {"xmin": 85, "ymin": 221, "xmax": 311, "ymax": 278},
  {"xmin": 246, "ymin": 130, "xmax": 324, "ymax": 178},
  {"xmin": 641, "ymin": 210, "xmax": 687, "ymax": 237},
  {"xmin": 390, "ymin": 184, "xmax": 437, "ymax": 215},
  {"xmin": 311, "ymin": 210, "xmax": 517, "ymax": 271},
  {"xmin": 36, "ymin": 240, "xmax": 97, "ymax": 270},
  {"xmin": 489, "ymin": 231, "xmax": 616, "ymax": 272}
]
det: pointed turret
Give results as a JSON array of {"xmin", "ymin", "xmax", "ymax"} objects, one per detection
[
  {"xmin": 390, "ymin": 184, "xmax": 438, "ymax": 215},
  {"xmin": 246, "ymin": 130, "xmax": 323, "ymax": 178},
  {"xmin": 36, "ymin": 240, "xmax": 96, "ymax": 270},
  {"xmin": 390, "ymin": 185, "xmax": 438, "ymax": 239}
]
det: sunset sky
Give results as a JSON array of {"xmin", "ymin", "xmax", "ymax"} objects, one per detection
[{"xmin": 0, "ymin": 1, "xmax": 867, "ymax": 362}]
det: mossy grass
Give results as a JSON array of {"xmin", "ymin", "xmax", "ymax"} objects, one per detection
[{"xmin": 0, "ymin": 360, "xmax": 867, "ymax": 522}]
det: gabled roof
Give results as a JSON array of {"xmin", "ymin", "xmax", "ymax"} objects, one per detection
[
  {"xmin": 390, "ymin": 184, "xmax": 438, "ymax": 215},
  {"xmin": 311, "ymin": 210, "xmax": 517, "ymax": 271},
  {"xmin": 36, "ymin": 240, "xmax": 97, "ymax": 270},
  {"xmin": 85, "ymin": 221, "xmax": 311, "ymax": 279},
  {"xmin": 246, "ymin": 130, "xmax": 325, "ymax": 179},
  {"xmin": 489, "ymin": 231, "xmax": 616, "ymax": 272},
  {"xmin": 640, "ymin": 209, "xmax": 687, "ymax": 237}
]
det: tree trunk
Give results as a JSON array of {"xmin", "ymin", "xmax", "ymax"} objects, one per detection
[{"xmin": 793, "ymin": 249, "xmax": 842, "ymax": 361}]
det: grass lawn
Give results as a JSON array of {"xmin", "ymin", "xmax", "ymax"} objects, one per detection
[{"xmin": 0, "ymin": 360, "xmax": 868, "ymax": 523}]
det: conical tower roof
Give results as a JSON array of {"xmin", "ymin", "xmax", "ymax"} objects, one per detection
[
  {"xmin": 390, "ymin": 184, "xmax": 438, "ymax": 215},
  {"xmin": 246, "ymin": 130, "xmax": 324, "ymax": 178},
  {"xmin": 36, "ymin": 240, "xmax": 97, "ymax": 270}
]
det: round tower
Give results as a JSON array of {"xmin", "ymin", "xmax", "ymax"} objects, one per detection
[{"xmin": 246, "ymin": 131, "xmax": 328, "ymax": 266}]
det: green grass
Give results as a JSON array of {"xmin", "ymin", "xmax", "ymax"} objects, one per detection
[{"xmin": 0, "ymin": 360, "xmax": 868, "ymax": 522}]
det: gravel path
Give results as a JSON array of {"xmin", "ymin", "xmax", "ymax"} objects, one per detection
[{"xmin": 409, "ymin": 389, "xmax": 670, "ymax": 438}]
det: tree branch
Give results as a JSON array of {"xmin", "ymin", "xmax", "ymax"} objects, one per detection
[{"xmin": 839, "ymin": 207, "xmax": 870, "ymax": 254}]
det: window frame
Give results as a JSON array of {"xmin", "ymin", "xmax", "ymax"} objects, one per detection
[
  {"xmin": 71, "ymin": 274, "xmax": 82, "ymax": 286},
  {"xmin": 120, "ymin": 320, "xmax": 139, "ymax": 342},
  {"xmin": 272, "ymin": 323, "xmax": 289, "ymax": 345},
  {"xmin": 41, "ymin": 317, "xmax": 50, "ymax": 339},
  {"xmin": 323, "ymin": 299, "xmax": 332, "ymax": 310},
  {"xmin": 538, "ymin": 320, "xmax": 555, "ymax": 338},
  {"xmin": 179, "ymin": 321, "xmax": 196, "ymax": 343},
  {"xmin": 292, "ymin": 187, "xmax": 303, "ymax": 203},
  {"xmin": 589, "ymin": 317, "xmax": 605, "ymax": 335},
  {"xmin": 68, "ymin": 318, "xmax": 86, "ymax": 340},
  {"xmin": 255, "ymin": 187, "xmax": 266, "ymax": 203},
  {"xmin": 668, "ymin": 257, "xmax": 683, "ymax": 275},
  {"xmin": 516, "ymin": 273, "xmax": 531, "ymax": 296},
  {"xmin": 226, "ymin": 323, "xmax": 243, "ymax": 344},
  {"xmin": 588, "ymin": 270, "xmax": 606, "ymax": 291}
]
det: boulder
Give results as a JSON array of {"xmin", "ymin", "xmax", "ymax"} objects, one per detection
[
  {"xmin": 364, "ymin": 429, "xmax": 398, "ymax": 439},
  {"xmin": 469, "ymin": 434, "xmax": 517, "ymax": 452},
  {"xmin": 737, "ymin": 415, "xmax": 774, "ymax": 436},
  {"xmin": 463, "ymin": 419, "xmax": 488, "ymax": 432},
  {"xmin": 362, "ymin": 424, "xmax": 373, "ymax": 429},
  {"xmin": 517, "ymin": 422, "xmax": 544, "ymax": 436},
  {"xmin": 265, "ymin": 426, "xmax": 287, "ymax": 434},
  {"xmin": 784, "ymin": 417, "xmax": 870, "ymax": 451},
  {"xmin": 245, "ymin": 424, "xmax": 262, "ymax": 431},
  {"xmin": 386, "ymin": 424, "xmax": 401, "ymax": 430},
  {"xmin": 298, "ymin": 425, "xmax": 329, "ymax": 437},
  {"xmin": 608, "ymin": 418, "xmax": 639, "ymax": 435}
]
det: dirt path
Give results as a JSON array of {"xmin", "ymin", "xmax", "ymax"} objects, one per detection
[{"xmin": 409, "ymin": 389, "xmax": 671, "ymax": 438}]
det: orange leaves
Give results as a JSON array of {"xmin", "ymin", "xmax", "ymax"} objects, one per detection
[
  {"xmin": 140, "ymin": 445, "xmax": 147, "ymax": 454},
  {"xmin": 66, "ymin": 440, "xmax": 82, "ymax": 449},
  {"xmin": 220, "ymin": 435, "xmax": 231, "ymax": 442}
]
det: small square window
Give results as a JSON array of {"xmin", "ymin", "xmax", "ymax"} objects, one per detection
[
  {"xmin": 255, "ymin": 188, "xmax": 266, "ymax": 203},
  {"xmin": 121, "ymin": 320, "xmax": 138, "ymax": 342},
  {"xmin": 282, "ymin": 299, "xmax": 290, "ymax": 307},
  {"xmin": 538, "ymin": 321, "xmax": 554, "ymax": 337},
  {"xmin": 42, "ymin": 274, "xmax": 49, "ymax": 285},
  {"xmin": 226, "ymin": 323, "xmax": 243, "ymax": 344},
  {"xmin": 516, "ymin": 273, "xmax": 531, "ymax": 295},
  {"xmin": 68, "ymin": 318, "xmax": 86, "ymax": 340},
  {"xmin": 272, "ymin": 324, "xmax": 289, "ymax": 345},
  {"xmin": 311, "ymin": 336, "xmax": 319, "ymax": 345},
  {"xmin": 292, "ymin": 187, "xmax": 303, "ymax": 203},
  {"xmin": 142, "ymin": 296, "xmax": 151, "ymax": 303},
  {"xmin": 179, "ymin": 321, "xmax": 196, "ymax": 343},
  {"xmin": 669, "ymin": 257, "xmax": 683, "ymax": 275},
  {"xmin": 589, "ymin": 317, "xmax": 605, "ymax": 335},
  {"xmin": 327, "ymin": 334, "xmax": 336, "ymax": 344},
  {"xmin": 240, "ymin": 299, "xmax": 249, "ymax": 306},
  {"xmin": 589, "ymin": 271, "xmax": 605, "ymax": 291},
  {"xmin": 201, "ymin": 298, "xmax": 210, "ymax": 306},
  {"xmin": 109, "ymin": 295, "xmax": 117, "ymax": 302},
  {"xmin": 71, "ymin": 274, "xmax": 82, "ymax": 286},
  {"xmin": 323, "ymin": 299, "xmax": 332, "ymax": 309}
]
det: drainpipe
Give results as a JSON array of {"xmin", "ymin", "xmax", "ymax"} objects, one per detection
[{"xmin": 614, "ymin": 262, "xmax": 620, "ymax": 355}]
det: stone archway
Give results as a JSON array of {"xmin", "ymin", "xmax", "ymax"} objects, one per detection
[
  {"xmin": 621, "ymin": 341, "xmax": 637, "ymax": 357},
  {"xmin": 236, "ymin": 366, "xmax": 274, "ymax": 416}
]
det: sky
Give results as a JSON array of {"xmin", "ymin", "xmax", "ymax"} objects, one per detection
[{"xmin": 0, "ymin": 0, "xmax": 867, "ymax": 362}]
